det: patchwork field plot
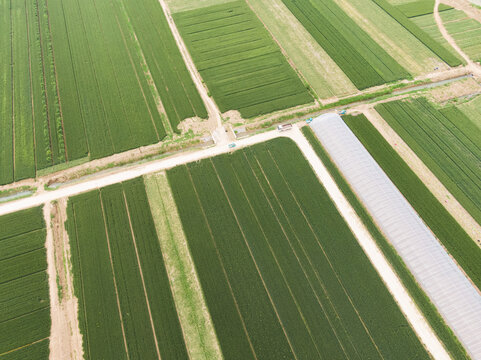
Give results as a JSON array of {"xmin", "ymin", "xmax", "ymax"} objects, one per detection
[
  {"xmin": 346, "ymin": 111, "xmax": 481, "ymax": 294},
  {"xmin": 440, "ymin": 9, "xmax": 481, "ymax": 63},
  {"xmin": 370, "ymin": 0, "xmax": 462, "ymax": 66},
  {"xmin": 376, "ymin": 98, "xmax": 481, "ymax": 228},
  {"xmin": 0, "ymin": 207, "xmax": 50, "ymax": 359},
  {"xmin": 280, "ymin": 0, "xmax": 410, "ymax": 90},
  {"xmin": 168, "ymin": 138, "xmax": 429, "ymax": 359},
  {"xmin": 0, "ymin": 0, "xmax": 205, "ymax": 186},
  {"xmin": 459, "ymin": 95, "xmax": 481, "ymax": 130},
  {"xmin": 174, "ymin": 1, "xmax": 314, "ymax": 118},
  {"xmin": 396, "ymin": 0, "xmax": 452, "ymax": 18},
  {"xmin": 66, "ymin": 178, "xmax": 188, "ymax": 360}
]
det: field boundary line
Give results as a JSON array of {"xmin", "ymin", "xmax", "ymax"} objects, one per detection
[
  {"xmin": 121, "ymin": 190, "xmax": 162, "ymax": 360},
  {"xmin": 25, "ymin": 0, "xmax": 38, "ymax": 173},
  {"xmin": 111, "ymin": 8, "xmax": 161, "ymax": 140},
  {"xmin": 99, "ymin": 192, "xmax": 130, "ymax": 360},
  {"xmin": 267, "ymin": 149, "xmax": 386, "ymax": 359},
  {"xmin": 146, "ymin": 174, "xmax": 222, "ymax": 360},
  {"xmin": 242, "ymin": 151, "xmax": 356, "ymax": 358},
  {"xmin": 0, "ymin": 336, "xmax": 49, "ymax": 357},
  {"xmin": 46, "ymin": 0, "xmax": 88, "ymax": 158},
  {"xmin": 11, "ymin": 0, "xmax": 15, "ymax": 180},
  {"xmin": 185, "ymin": 166, "xmax": 259, "ymax": 360},
  {"xmin": 209, "ymin": 158, "xmax": 298, "ymax": 360},
  {"xmin": 227, "ymin": 160, "xmax": 326, "ymax": 359}
]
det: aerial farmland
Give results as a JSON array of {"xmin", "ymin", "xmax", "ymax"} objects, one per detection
[{"xmin": 1, "ymin": 0, "xmax": 481, "ymax": 359}]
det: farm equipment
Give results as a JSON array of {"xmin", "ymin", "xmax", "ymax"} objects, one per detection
[{"xmin": 228, "ymin": 143, "xmax": 236, "ymax": 149}]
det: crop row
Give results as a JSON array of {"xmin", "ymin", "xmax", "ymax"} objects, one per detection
[
  {"xmin": 376, "ymin": 98, "xmax": 481, "ymax": 230},
  {"xmin": 0, "ymin": 207, "xmax": 49, "ymax": 359},
  {"xmin": 120, "ymin": 0, "xmax": 207, "ymax": 131},
  {"xmin": 281, "ymin": 0, "xmax": 410, "ymax": 90},
  {"xmin": 345, "ymin": 111, "xmax": 481, "ymax": 296},
  {"xmin": 167, "ymin": 138, "xmax": 429, "ymax": 359},
  {"xmin": 1, "ymin": 0, "xmax": 207, "ymax": 185},
  {"xmin": 396, "ymin": 0, "xmax": 452, "ymax": 18},
  {"xmin": 174, "ymin": 1, "xmax": 313, "ymax": 118},
  {"xmin": 369, "ymin": 0, "xmax": 461, "ymax": 66},
  {"xmin": 67, "ymin": 179, "xmax": 188, "ymax": 359},
  {"xmin": 302, "ymin": 125, "xmax": 469, "ymax": 359}
]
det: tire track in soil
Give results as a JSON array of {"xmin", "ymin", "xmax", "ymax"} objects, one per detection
[{"xmin": 121, "ymin": 190, "xmax": 162, "ymax": 360}]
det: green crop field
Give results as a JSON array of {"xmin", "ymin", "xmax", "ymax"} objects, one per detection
[
  {"xmin": 66, "ymin": 178, "xmax": 188, "ymax": 360},
  {"xmin": 396, "ymin": 0, "xmax": 452, "ymax": 17},
  {"xmin": 0, "ymin": 0, "xmax": 206, "ymax": 186},
  {"xmin": 174, "ymin": 1, "xmax": 313, "ymax": 118},
  {"xmin": 167, "ymin": 138, "xmax": 429, "ymax": 359},
  {"xmin": 302, "ymin": 125, "xmax": 469, "ymax": 359},
  {"xmin": 349, "ymin": 109, "xmax": 481, "ymax": 293},
  {"xmin": 369, "ymin": 0, "xmax": 462, "ymax": 66},
  {"xmin": 280, "ymin": 0, "xmax": 410, "ymax": 90},
  {"xmin": 458, "ymin": 95, "xmax": 481, "ymax": 131},
  {"xmin": 441, "ymin": 9, "xmax": 481, "ymax": 63},
  {"xmin": 0, "ymin": 207, "xmax": 50, "ymax": 359},
  {"xmin": 376, "ymin": 98, "xmax": 481, "ymax": 228}
]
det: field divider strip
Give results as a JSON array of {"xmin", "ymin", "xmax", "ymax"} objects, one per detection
[
  {"xmin": 10, "ymin": 0, "xmax": 15, "ymax": 180},
  {"xmin": 185, "ymin": 166, "xmax": 259, "ymax": 360},
  {"xmin": 266, "ymin": 149, "xmax": 385, "ymax": 359},
  {"xmin": 99, "ymin": 192, "xmax": 130, "ymax": 360},
  {"xmin": 209, "ymin": 158, "xmax": 299, "ymax": 360},
  {"xmin": 71, "ymin": 203, "xmax": 91, "ymax": 360},
  {"xmin": 121, "ymin": 189, "xmax": 162, "ymax": 360}
]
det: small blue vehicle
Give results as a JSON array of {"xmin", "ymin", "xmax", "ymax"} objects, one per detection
[
  {"xmin": 228, "ymin": 143, "xmax": 236, "ymax": 149},
  {"xmin": 338, "ymin": 110, "xmax": 347, "ymax": 115},
  {"xmin": 306, "ymin": 118, "xmax": 313, "ymax": 124}
]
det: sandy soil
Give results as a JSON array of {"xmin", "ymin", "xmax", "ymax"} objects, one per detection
[
  {"xmin": 427, "ymin": 77, "xmax": 481, "ymax": 102},
  {"xmin": 45, "ymin": 201, "xmax": 83, "ymax": 360},
  {"xmin": 361, "ymin": 106, "xmax": 481, "ymax": 244}
]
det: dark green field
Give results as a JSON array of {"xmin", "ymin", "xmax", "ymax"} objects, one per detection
[
  {"xmin": 174, "ymin": 1, "xmax": 313, "ymax": 118},
  {"xmin": 168, "ymin": 138, "xmax": 429, "ymax": 359},
  {"xmin": 66, "ymin": 178, "xmax": 188, "ymax": 360},
  {"xmin": 0, "ymin": 207, "xmax": 49, "ymax": 359}
]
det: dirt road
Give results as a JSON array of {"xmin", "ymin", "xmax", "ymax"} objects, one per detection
[
  {"xmin": 157, "ymin": 0, "xmax": 229, "ymax": 145},
  {"xmin": 434, "ymin": 0, "xmax": 481, "ymax": 76}
]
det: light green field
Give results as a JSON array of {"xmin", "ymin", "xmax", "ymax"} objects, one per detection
[
  {"xmin": 411, "ymin": 12, "xmax": 461, "ymax": 60},
  {"xmin": 165, "ymin": 0, "xmax": 233, "ymax": 13},
  {"xmin": 441, "ymin": 9, "xmax": 481, "ymax": 62},
  {"xmin": 332, "ymin": 0, "xmax": 451, "ymax": 74},
  {"xmin": 458, "ymin": 95, "xmax": 481, "ymax": 130}
]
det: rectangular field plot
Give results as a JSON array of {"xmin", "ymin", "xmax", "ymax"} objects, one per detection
[
  {"xmin": 0, "ymin": 207, "xmax": 49, "ymax": 359},
  {"xmin": 280, "ymin": 0, "xmax": 410, "ymax": 90},
  {"xmin": 376, "ymin": 98, "xmax": 481, "ymax": 230},
  {"xmin": 0, "ymin": 0, "xmax": 206, "ymax": 185},
  {"xmin": 167, "ymin": 138, "xmax": 429, "ymax": 359},
  {"xmin": 174, "ymin": 1, "xmax": 313, "ymax": 118},
  {"xmin": 66, "ymin": 178, "xmax": 188, "ymax": 360}
]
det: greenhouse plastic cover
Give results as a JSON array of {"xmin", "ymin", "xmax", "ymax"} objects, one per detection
[{"xmin": 310, "ymin": 113, "xmax": 481, "ymax": 359}]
